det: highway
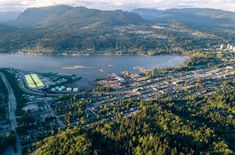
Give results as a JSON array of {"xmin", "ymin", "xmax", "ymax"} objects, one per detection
[{"xmin": 0, "ymin": 72, "xmax": 22, "ymax": 155}]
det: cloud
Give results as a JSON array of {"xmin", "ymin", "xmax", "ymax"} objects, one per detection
[{"xmin": 0, "ymin": 0, "xmax": 235, "ymax": 12}]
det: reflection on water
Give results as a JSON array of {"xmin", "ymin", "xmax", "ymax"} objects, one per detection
[{"xmin": 0, "ymin": 54, "xmax": 189, "ymax": 89}]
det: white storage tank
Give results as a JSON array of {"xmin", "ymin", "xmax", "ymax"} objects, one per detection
[
  {"xmin": 73, "ymin": 88, "xmax": 79, "ymax": 92},
  {"xmin": 229, "ymin": 45, "xmax": 234, "ymax": 50},
  {"xmin": 66, "ymin": 87, "xmax": 72, "ymax": 92}
]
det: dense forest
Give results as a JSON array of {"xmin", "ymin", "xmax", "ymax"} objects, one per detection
[
  {"xmin": 35, "ymin": 82, "xmax": 235, "ymax": 155},
  {"xmin": 0, "ymin": 131, "xmax": 16, "ymax": 154}
]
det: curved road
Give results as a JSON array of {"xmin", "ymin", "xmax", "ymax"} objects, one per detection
[{"xmin": 0, "ymin": 72, "xmax": 21, "ymax": 155}]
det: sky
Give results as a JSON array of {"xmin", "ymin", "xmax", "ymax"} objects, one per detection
[{"xmin": 1, "ymin": 0, "xmax": 235, "ymax": 12}]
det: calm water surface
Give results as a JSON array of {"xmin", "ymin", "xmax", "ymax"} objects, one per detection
[{"xmin": 0, "ymin": 54, "xmax": 188, "ymax": 89}]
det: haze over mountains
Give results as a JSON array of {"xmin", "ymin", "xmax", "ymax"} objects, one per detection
[
  {"xmin": 133, "ymin": 8, "xmax": 235, "ymax": 29},
  {"xmin": 0, "ymin": 5, "xmax": 234, "ymax": 54},
  {"xmin": 0, "ymin": 11, "xmax": 21, "ymax": 23},
  {"xmin": 1, "ymin": 5, "xmax": 234, "ymax": 29},
  {"xmin": 13, "ymin": 5, "xmax": 147, "ymax": 29}
]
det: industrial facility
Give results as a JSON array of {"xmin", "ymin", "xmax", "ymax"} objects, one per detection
[{"xmin": 220, "ymin": 43, "xmax": 235, "ymax": 52}]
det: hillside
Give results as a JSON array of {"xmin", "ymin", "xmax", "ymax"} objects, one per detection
[
  {"xmin": 0, "ymin": 11, "xmax": 21, "ymax": 23},
  {"xmin": 0, "ymin": 24, "xmax": 18, "ymax": 34},
  {"xmin": 14, "ymin": 5, "xmax": 73, "ymax": 27},
  {"xmin": 0, "ymin": 6, "xmax": 234, "ymax": 55},
  {"xmin": 14, "ymin": 5, "xmax": 147, "ymax": 29},
  {"xmin": 35, "ymin": 83, "xmax": 235, "ymax": 155},
  {"xmin": 133, "ymin": 8, "xmax": 235, "ymax": 29}
]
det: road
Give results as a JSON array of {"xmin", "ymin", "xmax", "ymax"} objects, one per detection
[
  {"xmin": 0, "ymin": 72, "xmax": 22, "ymax": 155},
  {"xmin": 44, "ymin": 99, "xmax": 66, "ymax": 128}
]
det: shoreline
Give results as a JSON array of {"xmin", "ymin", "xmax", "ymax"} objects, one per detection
[{"xmin": 0, "ymin": 52, "xmax": 187, "ymax": 57}]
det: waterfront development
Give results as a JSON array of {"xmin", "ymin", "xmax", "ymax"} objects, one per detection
[
  {"xmin": 0, "ymin": 3, "xmax": 235, "ymax": 154},
  {"xmin": 0, "ymin": 55, "xmax": 188, "ymax": 89},
  {"xmin": 0, "ymin": 54, "xmax": 188, "ymax": 154},
  {"xmin": 0, "ymin": 46, "xmax": 235, "ymax": 154}
]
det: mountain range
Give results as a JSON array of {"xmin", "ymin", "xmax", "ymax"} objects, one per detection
[
  {"xmin": 0, "ymin": 5, "xmax": 234, "ymax": 54},
  {"xmin": 133, "ymin": 8, "xmax": 235, "ymax": 29},
  {"xmin": 5, "ymin": 6, "xmax": 235, "ymax": 30},
  {"xmin": 13, "ymin": 5, "xmax": 148, "ymax": 29},
  {"xmin": 0, "ymin": 11, "xmax": 21, "ymax": 23}
]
